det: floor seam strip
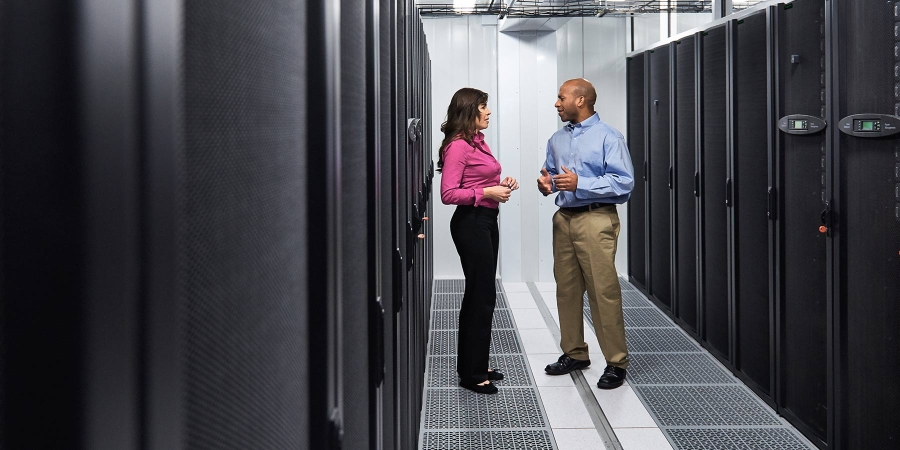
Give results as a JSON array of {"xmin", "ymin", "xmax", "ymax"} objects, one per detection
[{"xmin": 527, "ymin": 282, "xmax": 624, "ymax": 450}]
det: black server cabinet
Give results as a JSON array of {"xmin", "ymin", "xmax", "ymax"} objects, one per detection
[
  {"xmin": 774, "ymin": 0, "xmax": 830, "ymax": 446},
  {"xmin": 649, "ymin": 46, "xmax": 673, "ymax": 310},
  {"xmin": 627, "ymin": 54, "xmax": 648, "ymax": 291},
  {"xmin": 2, "ymin": 1, "xmax": 319, "ymax": 449},
  {"xmin": 674, "ymin": 35, "xmax": 700, "ymax": 334},
  {"xmin": 833, "ymin": 1, "xmax": 900, "ymax": 448},
  {"xmin": 731, "ymin": 9, "xmax": 774, "ymax": 399},
  {"xmin": 700, "ymin": 24, "xmax": 732, "ymax": 362}
]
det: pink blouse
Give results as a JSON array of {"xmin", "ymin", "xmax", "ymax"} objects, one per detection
[{"xmin": 440, "ymin": 132, "xmax": 501, "ymax": 209}]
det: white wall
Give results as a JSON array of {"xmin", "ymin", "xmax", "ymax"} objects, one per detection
[
  {"xmin": 423, "ymin": 16, "xmax": 499, "ymax": 279},
  {"xmin": 424, "ymin": 16, "xmax": 634, "ymax": 281},
  {"xmin": 496, "ymin": 30, "xmax": 560, "ymax": 282}
]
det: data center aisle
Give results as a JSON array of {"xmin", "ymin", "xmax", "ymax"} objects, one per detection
[{"xmin": 421, "ymin": 278, "xmax": 819, "ymax": 449}]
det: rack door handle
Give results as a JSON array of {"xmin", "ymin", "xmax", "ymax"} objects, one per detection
[
  {"xmin": 725, "ymin": 178, "xmax": 733, "ymax": 207},
  {"xmin": 694, "ymin": 171, "xmax": 700, "ymax": 197}
]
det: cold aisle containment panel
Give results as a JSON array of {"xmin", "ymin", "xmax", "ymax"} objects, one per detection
[
  {"xmin": 0, "ymin": 0, "xmax": 433, "ymax": 449},
  {"xmin": 626, "ymin": 1, "xmax": 900, "ymax": 448}
]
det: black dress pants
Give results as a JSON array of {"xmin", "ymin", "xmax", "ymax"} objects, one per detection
[{"xmin": 450, "ymin": 205, "xmax": 499, "ymax": 384}]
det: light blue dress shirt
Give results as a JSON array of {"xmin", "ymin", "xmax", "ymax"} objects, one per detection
[{"xmin": 543, "ymin": 112, "xmax": 635, "ymax": 207}]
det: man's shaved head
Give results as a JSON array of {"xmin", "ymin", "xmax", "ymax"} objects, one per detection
[
  {"xmin": 562, "ymin": 78, "xmax": 597, "ymax": 109},
  {"xmin": 556, "ymin": 78, "xmax": 597, "ymax": 124}
]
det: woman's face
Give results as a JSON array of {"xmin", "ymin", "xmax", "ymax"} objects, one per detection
[{"xmin": 474, "ymin": 103, "xmax": 491, "ymax": 131}]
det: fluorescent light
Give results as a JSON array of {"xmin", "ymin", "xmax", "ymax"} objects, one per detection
[{"xmin": 453, "ymin": 0, "xmax": 476, "ymax": 13}]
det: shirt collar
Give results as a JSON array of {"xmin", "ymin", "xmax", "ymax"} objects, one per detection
[
  {"xmin": 473, "ymin": 131, "xmax": 485, "ymax": 143},
  {"xmin": 566, "ymin": 112, "xmax": 600, "ymax": 131}
]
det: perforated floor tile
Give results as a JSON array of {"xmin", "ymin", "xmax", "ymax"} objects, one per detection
[
  {"xmin": 427, "ymin": 355, "xmax": 533, "ymax": 387},
  {"xmin": 431, "ymin": 309, "xmax": 515, "ymax": 330},
  {"xmin": 623, "ymin": 307, "xmax": 674, "ymax": 328},
  {"xmin": 432, "ymin": 279, "xmax": 505, "ymax": 294},
  {"xmin": 636, "ymin": 385, "xmax": 782, "ymax": 427},
  {"xmin": 626, "ymin": 328, "xmax": 702, "ymax": 353},
  {"xmin": 421, "ymin": 430, "xmax": 554, "ymax": 450},
  {"xmin": 423, "ymin": 388, "xmax": 548, "ymax": 429},
  {"xmin": 627, "ymin": 353, "xmax": 736, "ymax": 385},
  {"xmin": 429, "ymin": 330, "xmax": 522, "ymax": 355},
  {"xmin": 666, "ymin": 428, "xmax": 810, "ymax": 449},
  {"xmin": 432, "ymin": 293, "xmax": 509, "ymax": 310}
]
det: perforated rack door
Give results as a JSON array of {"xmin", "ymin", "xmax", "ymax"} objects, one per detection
[
  {"xmin": 628, "ymin": 53, "xmax": 649, "ymax": 291},
  {"xmin": 700, "ymin": 24, "xmax": 732, "ymax": 363},
  {"xmin": 835, "ymin": 1, "xmax": 900, "ymax": 448},
  {"xmin": 776, "ymin": 0, "xmax": 829, "ymax": 444}
]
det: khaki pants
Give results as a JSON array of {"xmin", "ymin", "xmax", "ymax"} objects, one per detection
[{"xmin": 552, "ymin": 205, "xmax": 629, "ymax": 369}]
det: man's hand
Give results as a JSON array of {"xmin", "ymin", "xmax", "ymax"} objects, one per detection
[
  {"xmin": 552, "ymin": 165, "xmax": 578, "ymax": 192},
  {"xmin": 537, "ymin": 168, "xmax": 553, "ymax": 196}
]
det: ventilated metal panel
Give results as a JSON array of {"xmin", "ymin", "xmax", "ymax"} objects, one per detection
[
  {"xmin": 777, "ymin": 0, "xmax": 829, "ymax": 442},
  {"xmin": 627, "ymin": 54, "xmax": 648, "ymax": 289},
  {"xmin": 433, "ymin": 279, "xmax": 504, "ymax": 294},
  {"xmin": 421, "ymin": 430, "xmax": 554, "ymax": 450},
  {"xmin": 733, "ymin": 10, "xmax": 772, "ymax": 395},
  {"xmin": 431, "ymin": 309, "xmax": 515, "ymax": 330},
  {"xmin": 666, "ymin": 428, "xmax": 811, "ymax": 449},
  {"xmin": 423, "ymin": 388, "xmax": 548, "ymax": 429},
  {"xmin": 624, "ymin": 307, "xmax": 675, "ymax": 328},
  {"xmin": 427, "ymin": 355, "xmax": 532, "ymax": 387},
  {"xmin": 432, "ymin": 293, "xmax": 509, "ymax": 310},
  {"xmin": 700, "ymin": 25, "xmax": 731, "ymax": 360},
  {"xmin": 627, "ymin": 328, "xmax": 702, "ymax": 353},
  {"xmin": 639, "ymin": 385, "xmax": 781, "ymax": 426},
  {"xmin": 181, "ymin": 2, "xmax": 308, "ymax": 448},
  {"xmin": 628, "ymin": 354, "xmax": 735, "ymax": 385},
  {"xmin": 675, "ymin": 35, "xmax": 699, "ymax": 331},
  {"xmin": 836, "ymin": 1, "xmax": 900, "ymax": 448},
  {"xmin": 428, "ymin": 330, "xmax": 522, "ymax": 356},
  {"xmin": 649, "ymin": 46, "xmax": 673, "ymax": 309}
]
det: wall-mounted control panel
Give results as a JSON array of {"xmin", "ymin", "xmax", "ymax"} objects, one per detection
[
  {"xmin": 838, "ymin": 114, "xmax": 900, "ymax": 137},
  {"xmin": 778, "ymin": 114, "xmax": 827, "ymax": 135}
]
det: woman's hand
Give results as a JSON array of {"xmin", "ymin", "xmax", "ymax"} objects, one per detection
[
  {"xmin": 500, "ymin": 176, "xmax": 519, "ymax": 191},
  {"xmin": 483, "ymin": 186, "xmax": 512, "ymax": 203}
]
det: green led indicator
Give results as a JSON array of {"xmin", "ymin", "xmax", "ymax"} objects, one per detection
[{"xmin": 784, "ymin": 3, "xmax": 794, "ymax": 10}]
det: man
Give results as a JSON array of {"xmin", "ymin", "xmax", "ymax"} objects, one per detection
[{"xmin": 536, "ymin": 78, "xmax": 634, "ymax": 389}]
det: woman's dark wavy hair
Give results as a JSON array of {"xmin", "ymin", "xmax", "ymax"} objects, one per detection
[{"xmin": 437, "ymin": 87, "xmax": 488, "ymax": 173}]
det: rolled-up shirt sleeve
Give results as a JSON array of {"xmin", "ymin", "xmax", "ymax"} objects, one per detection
[
  {"xmin": 575, "ymin": 136, "xmax": 635, "ymax": 199},
  {"xmin": 441, "ymin": 141, "xmax": 482, "ymax": 206}
]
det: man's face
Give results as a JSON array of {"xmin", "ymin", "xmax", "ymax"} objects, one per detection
[{"xmin": 555, "ymin": 85, "xmax": 580, "ymax": 123}]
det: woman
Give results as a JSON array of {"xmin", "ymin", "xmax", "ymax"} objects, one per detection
[{"xmin": 439, "ymin": 88, "xmax": 519, "ymax": 395}]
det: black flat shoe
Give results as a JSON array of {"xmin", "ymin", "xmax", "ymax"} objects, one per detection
[
  {"xmin": 460, "ymin": 380, "xmax": 498, "ymax": 395},
  {"xmin": 545, "ymin": 354, "xmax": 591, "ymax": 375},
  {"xmin": 596, "ymin": 365, "xmax": 626, "ymax": 389},
  {"xmin": 487, "ymin": 369, "xmax": 504, "ymax": 381}
]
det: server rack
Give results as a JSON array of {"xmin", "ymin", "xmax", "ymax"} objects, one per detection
[
  {"xmin": 648, "ymin": 45, "xmax": 674, "ymax": 311},
  {"xmin": 699, "ymin": 23, "xmax": 732, "ymax": 364},
  {"xmin": 627, "ymin": 54, "xmax": 648, "ymax": 292},
  {"xmin": 731, "ymin": 8, "xmax": 775, "ymax": 401},
  {"xmin": 674, "ymin": 34, "xmax": 701, "ymax": 335},
  {"xmin": 774, "ymin": 0, "xmax": 830, "ymax": 446},
  {"xmin": 832, "ymin": 1, "xmax": 900, "ymax": 448},
  {"xmin": 0, "ymin": 0, "xmax": 432, "ymax": 448}
]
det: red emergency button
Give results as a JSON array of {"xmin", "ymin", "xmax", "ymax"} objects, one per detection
[{"xmin": 819, "ymin": 226, "xmax": 827, "ymax": 234}]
